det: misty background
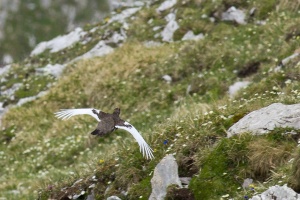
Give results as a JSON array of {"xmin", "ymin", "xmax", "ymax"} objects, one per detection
[{"xmin": 0, "ymin": 0, "xmax": 136, "ymax": 66}]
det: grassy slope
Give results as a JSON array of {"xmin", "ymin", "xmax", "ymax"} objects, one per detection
[
  {"xmin": 1, "ymin": 0, "xmax": 300, "ymax": 199},
  {"xmin": 0, "ymin": 0, "xmax": 110, "ymax": 63}
]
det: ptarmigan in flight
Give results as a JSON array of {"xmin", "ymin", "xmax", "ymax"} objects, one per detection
[{"xmin": 54, "ymin": 108, "xmax": 154, "ymax": 159}]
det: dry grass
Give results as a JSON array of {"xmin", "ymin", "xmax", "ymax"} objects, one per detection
[
  {"xmin": 290, "ymin": 148, "xmax": 300, "ymax": 192},
  {"xmin": 248, "ymin": 138, "xmax": 293, "ymax": 179}
]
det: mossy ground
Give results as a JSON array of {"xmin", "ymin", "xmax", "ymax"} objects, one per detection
[{"xmin": 1, "ymin": 0, "xmax": 300, "ymax": 199}]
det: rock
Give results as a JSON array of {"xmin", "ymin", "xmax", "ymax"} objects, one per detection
[
  {"xmin": 227, "ymin": 103, "xmax": 300, "ymax": 137},
  {"xmin": 161, "ymin": 13, "xmax": 179, "ymax": 42},
  {"xmin": 86, "ymin": 193, "xmax": 95, "ymax": 200},
  {"xmin": 149, "ymin": 154, "xmax": 182, "ymax": 200},
  {"xmin": 182, "ymin": 31, "xmax": 204, "ymax": 41},
  {"xmin": 156, "ymin": 0, "xmax": 177, "ymax": 13},
  {"xmin": 0, "ymin": 64, "xmax": 11, "ymax": 76},
  {"xmin": 143, "ymin": 41, "xmax": 162, "ymax": 48},
  {"xmin": 31, "ymin": 27, "xmax": 87, "ymax": 56},
  {"xmin": 36, "ymin": 63, "xmax": 65, "ymax": 78},
  {"xmin": 228, "ymin": 81, "xmax": 251, "ymax": 98},
  {"xmin": 74, "ymin": 40, "xmax": 114, "ymax": 61},
  {"xmin": 1, "ymin": 83, "xmax": 22, "ymax": 97},
  {"xmin": 179, "ymin": 177, "xmax": 192, "ymax": 186},
  {"xmin": 106, "ymin": 31, "xmax": 126, "ymax": 44},
  {"xmin": 279, "ymin": 53, "xmax": 299, "ymax": 67},
  {"xmin": 242, "ymin": 178, "xmax": 253, "ymax": 189},
  {"xmin": 108, "ymin": 7, "xmax": 142, "ymax": 24},
  {"xmin": 250, "ymin": 184, "xmax": 300, "ymax": 200},
  {"xmin": 107, "ymin": 196, "xmax": 121, "ymax": 200},
  {"xmin": 221, "ymin": 6, "xmax": 246, "ymax": 25},
  {"xmin": 17, "ymin": 91, "xmax": 47, "ymax": 106},
  {"xmin": 162, "ymin": 75, "xmax": 172, "ymax": 83}
]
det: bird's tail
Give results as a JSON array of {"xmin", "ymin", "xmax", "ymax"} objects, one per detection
[{"xmin": 90, "ymin": 129, "xmax": 100, "ymax": 135}]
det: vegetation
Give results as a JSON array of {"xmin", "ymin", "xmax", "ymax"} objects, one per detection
[{"xmin": 1, "ymin": 0, "xmax": 300, "ymax": 199}]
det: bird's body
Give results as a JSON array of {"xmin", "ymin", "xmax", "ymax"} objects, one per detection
[
  {"xmin": 90, "ymin": 108, "xmax": 127, "ymax": 136},
  {"xmin": 54, "ymin": 108, "xmax": 154, "ymax": 159}
]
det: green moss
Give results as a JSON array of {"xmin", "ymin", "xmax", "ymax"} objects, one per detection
[
  {"xmin": 189, "ymin": 135, "xmax": 252, "ymax": 199},
  {"xmin": 127, "ymin": 176, "xmax": 152, "ymax": 200}
]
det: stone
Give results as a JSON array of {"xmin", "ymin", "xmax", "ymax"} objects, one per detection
[
  {"xmin": 156, "ymin": 0, "xmax": 177, "ymax": 13},
  {"xmin": 107, "ymin": 196, "xmax": 121, "ymax": 200},
  {"xmin": 179, "ymin": 177, "xmax": 192, "ymax": 186},
  {"xmin": 36, "ymin": 63, "xmax": 65, "ymax": 78},
  {"xmin": 161, "ymin": 13, "xmax": 179, "ymax": 42},
  {"xmin": 31, "ymin": 27, "xmax": 87, "ymax": 55},
  {"xmin": 0, "ymin": 64, "xmax": 11, "ymax": 76},
  {"xmin": 242, "ymin": 178, "xmax": 253, "ymax": 189},
  {"xmin": 149, "ymin": 154, "xmax": 182, "ymax": 200},
  {"xmin": 250, "ymin": 184, "xmax": 300, "ymax": 200},
  {"xmin": 228, "ymin": 81, "xmax": 251, "ymax": 98},
  {"xmin": 182, "ymin": 31, "xmax": 204, "ymax": 41},
  {"xmin": 74, "ymin": 40, "xmax": 114, "ymax": 61},
  {"xmin": 227, "ymin": 103, "xmax": 300, "ymax": 137},
  {"xmin": 162, "ymin": 75, "xmax": 172, "ymax": 83},
  {"xmin": 221, "ymin": 6, "xmax": 246, "ymax": 25}
]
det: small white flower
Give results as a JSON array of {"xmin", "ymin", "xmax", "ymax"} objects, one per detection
[{"xmin": 285, "ymin": 79, "xmax": 292, "ymax": 84}]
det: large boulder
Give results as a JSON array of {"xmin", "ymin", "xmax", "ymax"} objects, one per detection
[
  {"xmin": 250, "ymin": 184, "xmax": 300, "ymax": 200},
  {"xmin": 227, "ymin": 103, "xmax": 300, "ymax": 137},
  {"xmin": 149, "ymin": 154, "xmax": 182, "ymax": 200}
]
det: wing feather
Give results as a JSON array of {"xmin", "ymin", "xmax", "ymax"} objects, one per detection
[
  {"xmin": 116, "ymin": 122, "xmax": 154, "ymax": 160},
  {"xmin": 54, "ymin": 108, "xmax": 100, "ymax": 122}
]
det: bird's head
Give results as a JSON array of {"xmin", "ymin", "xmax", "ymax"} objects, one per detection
[
  {"xmin": 92, "ymin": 109, "xmax": 99, "ymax": 115},
  {"xmin": 113, "ymin": 108, "xmax": 120, "ymax": 116}
]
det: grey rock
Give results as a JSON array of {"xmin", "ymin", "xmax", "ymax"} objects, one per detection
[
  {"xmin": 107, "ymin": 196, "xmax": 121, "ymax": 200},
  {"xmin": 149, "ymin": 154, "xmax": 182, "ymax": 200},
  {"xmin": 17, "ymin": 91, "xmax": 48, "ymax": 106},
  {"xmin": 162, "ymin": 75, "xmax": 172, "ymax": 83},
  {"xmin": 1, "ymin": 83, "xmax": 22, "ymax": 97},
  {"xmin": 242, "ymin": 178, "xmax": 253, "ymax": 189},
  {"xmin": 161, "ymin": 13, "xmax": 179, "ymax": 42},
  {"xmin": 228, "ymin": 81, "xmax": 251, "ymax": 98},
  {"xmin": 108, "ymin": 7, "xmax": 141, "ymax": 24},
  {"xmin": 182, "ymin": 31, "xmax": 204, "ymax": 41},
  {"xmin": 250, "ymin": 184, "xmax": 300, "ymax": 200},
  {"xmin": 30, "ymin": 27, "xmax": 87, "ymax": 56},
  {"xmin": 143, "ymin": 41, "xmax": 162, "ymax": 48},
  {"xmin": 0, "ymin": 64, "xmax": 11, "ymax": 76},
  {"xmin": 280, "ymin": 53, "xmax": 299, "ymax": 66},
  {"xmin": 86, "ymin": 193, "xmax": 95, "ymax": 200},
  {"xmin": 179, "ymin": 177, "xmax": 191, "ymax": 185},
  {"xmin": 74, "ymin": 40, "xmax": 114, "ymax": 61},
  {"xmin": 156, "ymin": 0, "xmax": 177, "ymax": 13},
  {"xmin": 227, "ymin": 103, "xmax": 300, "ymax": 137},
  {"xmin": 36, "ymin": 63, "xmax": 65, "ymax": 78},
  {"xmin": 222, "ymin": 6, "xmax": 246, "ymax": 25}
]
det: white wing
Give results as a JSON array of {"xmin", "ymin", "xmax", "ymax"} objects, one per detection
[
  {"xmin": 55, "ymin": 108, "xmax": 100, "ymax": 122},
  {"xmin": 116, "ymin": 122, "xmax": 154, "ymax": 160}
]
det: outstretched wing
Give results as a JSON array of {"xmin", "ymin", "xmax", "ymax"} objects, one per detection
[
  {"xmin": 55, "ymin": 108, "xmax": 100, "ymax": 122},
  {"xmin": 116, "ymin": 122, "xmax": 154, "ymax": 160}
]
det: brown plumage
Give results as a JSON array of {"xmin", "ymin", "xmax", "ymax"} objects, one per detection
[{"xmin": 91, "ymin": 108, "xmax": 130, "ymax": 136}]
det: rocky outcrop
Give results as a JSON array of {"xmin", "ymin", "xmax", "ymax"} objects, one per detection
[
  {"xmin": 227, "ymin": 103, "xmax": 300, "ymax": 137},
  {"xmin": 107, "ymin": 196, "xmax": 121, "ymax": 200},
  {"xmin": 149, "ymin": 154, "xmax": 182, "ymax": 200},
  {"xmin": 250, "ymin": 184, "xmax": 300, "ymax": 200}
]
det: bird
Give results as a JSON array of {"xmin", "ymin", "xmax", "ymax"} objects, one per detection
[{"xmin": 54, "ymin": 108, "xmax": 154, "ymax": 159}]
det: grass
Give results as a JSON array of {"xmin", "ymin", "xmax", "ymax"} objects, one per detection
[
  {"xmin": 0, "ymin": 0, "xmax": 110, "ymax": 64},
  {"xmin": 1, "ymin": 0, "xmax": 300, "ymax": 199}
]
